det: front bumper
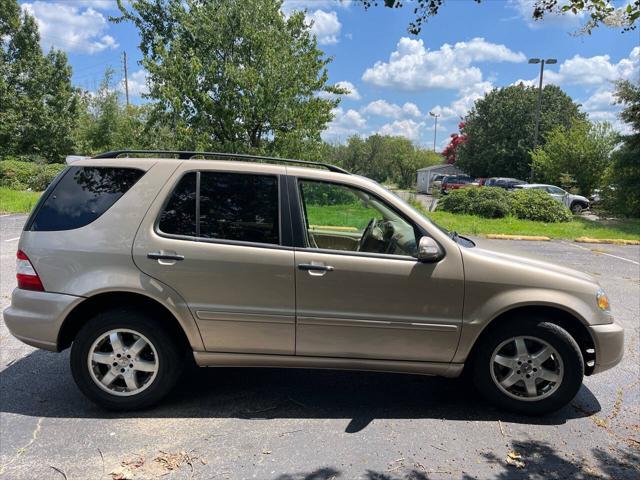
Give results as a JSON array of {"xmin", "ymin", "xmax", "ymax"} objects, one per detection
[
  {"xmin": 589, "ymin": 322, "xmax": 624, "ymax": 374},
  {"xmin": 3, "ymin": 288, "xmax": 83, "ymax": 351}
]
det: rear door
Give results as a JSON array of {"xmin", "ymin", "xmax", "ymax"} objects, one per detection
[{"xmin": 133, "ymin": 163, "xmax": 296, "ymax": 355}]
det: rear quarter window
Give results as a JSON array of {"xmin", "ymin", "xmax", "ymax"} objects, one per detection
[{"xmin": 28, "ymin": 166, "xmax": 145, "ymax": 231}]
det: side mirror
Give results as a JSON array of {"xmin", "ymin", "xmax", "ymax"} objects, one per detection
[{"xmin": 417, "ymin": 236, "xmax": 444, "ymax": 263}]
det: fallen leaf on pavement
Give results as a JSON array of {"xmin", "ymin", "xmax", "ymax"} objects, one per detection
[{"xmin": 506, "ymin": 450, "xmax": 525, "ymax": 469}]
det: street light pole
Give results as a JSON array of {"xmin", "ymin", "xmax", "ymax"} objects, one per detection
[
  {"xmin": 429, "ymin": 112, "xmax": 440, "ymax": 152},
  {"xmin": 528, "ymin": 57, "xmax": 557, "ymax": 181}
]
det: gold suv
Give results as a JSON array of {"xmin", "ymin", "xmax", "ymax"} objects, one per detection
[{"xmin": 3, "ymin": 150, "xmax": 624, "ymax": 414}]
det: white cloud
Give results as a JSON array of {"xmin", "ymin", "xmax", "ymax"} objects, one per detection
[
  {"xmin": 125, "ymin": 70, "xmax": 149, "ymax": 97},
  {"xmin": 580, "ymin": 87, "xmax": 631, "ymax": 135},
  {"xmin": 362, "ymin": 100, "xmax": 422, "ymax": 119},
  {"xmin": 306, "ymin": 10, "xmax": 341, "ymax": 45},
  {"xmin": 520, "ymin": 47, "xmax": 640, "ymax": 87},
  {"xmin": 553, "ymin": 47, "xmax": 639, "ymax": 85},
  {"xmin": 22, "ymin": 1, "xmax": 118, "ymax": 54},
  {"xmin": 378, "ymin": 119, "xmax": 424, "ymax": 141},
  {"xmin": 430, "ymin": 81, "xmax": 493, "ymax": 120},
  {"xmin": 335, "ymin": 80, "xmax": 361, "ymax": 100},
  {"xmin": 507, "ymin": 0, "xmax": 585, "ymax": 29},
  {"xmin": 362, "ymin": 37, "xmax": 525, "ymax": 91},
  {"xmin": 282, "ymin": 0, "xmax": 352, "ymax": 12},
  {"xmin": 322, "ymin": 107, "xmax": 367, "ymax": 141}
]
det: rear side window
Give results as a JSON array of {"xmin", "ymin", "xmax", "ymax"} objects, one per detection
[
  {"xmin": 158, "ymin": 171, "xmax": 280, "ymax": 245},
  {"xmin": 199, "ymin": 172, "xmax": 279, "ymax": 245},
  {"xmin": 158, "ymin": 172, "xmax": 197, "ymax": 237},
  {"xmin": 30, "ymin": 167, "xmax": 144, "ymax": 231}
]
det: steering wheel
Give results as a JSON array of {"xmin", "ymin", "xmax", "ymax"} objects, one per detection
[{"xmin": 358, "ymin": 218, "xmax": 378, "ymax": 252}]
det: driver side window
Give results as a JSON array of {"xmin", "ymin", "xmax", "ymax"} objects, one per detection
[{"xmin": 298, "ymin": 180, "xmax": 418, "ymax": 257}]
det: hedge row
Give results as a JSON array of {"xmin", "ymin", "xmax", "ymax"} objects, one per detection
[
  {"xmin": 0, "ymin": 160, "xmax": 65, "ymax": 191},
  {"xmin": 437, "ymin": 187, "xmax": 572, "ymax": 223}
]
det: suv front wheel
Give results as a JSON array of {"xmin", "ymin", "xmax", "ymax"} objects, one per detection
[
  {"xmin": 472, "ymin": 320, "xmax": 584, "ymax": 415},
  {"xmin": 70, "ymin": 308, "xmax": 184, "ymax": 410}
]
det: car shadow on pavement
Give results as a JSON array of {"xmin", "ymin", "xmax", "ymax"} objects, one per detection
[{"xmin": 0, "ymin": 350, "xmax": 601, "ymax": 433}]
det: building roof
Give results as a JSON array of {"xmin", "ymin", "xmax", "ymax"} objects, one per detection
[{"xmin": 417, "ymin": 164, "xmax": 462, "ymax": 172}]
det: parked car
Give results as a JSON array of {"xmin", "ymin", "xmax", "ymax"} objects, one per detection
[
  {"xmin": 516, "ymin": 184, "xmax": 590, "ymax": 214},
  {"xmin": 440, "ymin": 175, "xmax": 475, "ymax": 194},
  {"xmin": 430, "ymin": 174, "xmax": 445, "ymax": 193},
  {"xmin": 4, "ymin": 150, "xmax": 623, "ymax": 414},
  {"xmin": 484, "ymin": 177, "xmax": 528, "ymax": 190}
]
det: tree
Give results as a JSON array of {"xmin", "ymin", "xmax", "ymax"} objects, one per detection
[
  {"xmin": 0, "ymin": 0, "xmax": 79, "ymax": 162},
  {"xmin": 113, "ymin": 0, "xmax": 344, "ymax": 155},
  {"xmin": 74, "ymin": 69, "xmax": 175, "ymax": 155},
  {"xmin": 328, "ymin": 134, "xmax": 441, "ymax": 187},
  {"xmin": 357, "ymin": 0, "xmax": 639, "ymax": 35},
  {"xmin": 456, "ymin": 84, "xmax": 584, "ymax": 179},
  {"xmin": 601, "ymin": 80, "xmax": 640, "ymax": 217},
  {"xmin": 531, "ymin": 120, "xmax": 618, "ymax": 196},
  {"xmin": 442, "ymin": 122, "xmax": 467, "ymax": 165}
]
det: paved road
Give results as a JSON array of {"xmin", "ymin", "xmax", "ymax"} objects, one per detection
[{"xmin": 1, "ymin": 214, "xmax": 638, "ymax": 479}]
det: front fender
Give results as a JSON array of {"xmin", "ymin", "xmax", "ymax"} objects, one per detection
[{"xmin": 452, "ymin": 287, "xmax": 608, "ymax": 363}]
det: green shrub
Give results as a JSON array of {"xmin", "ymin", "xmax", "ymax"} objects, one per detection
[
  {"xmin": 511, "ymin": 189, "xmax": 572, "ymax": 222},
  {"xmin": 437, "ymin": 186, "xmax": 572, "ymax": 223},
  {"xmin": 0, "ymin": 160, "xmax": 65, "ymax": 191},
  {"xmin": 437, "ymin": 187, "xmax": 512, "ymax": 218}
]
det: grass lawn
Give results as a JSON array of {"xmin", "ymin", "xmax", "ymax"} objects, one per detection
[
  {"xmin": 424, "ymin": 209, "xmax": 640, "ymax": 241},
  {"xmin": 306, "ymin": 203, "xmax": 376, "ymax": 231},
  {"xmin": 0, "ymin": 188, "xmax": 40, "ymax": 214}
]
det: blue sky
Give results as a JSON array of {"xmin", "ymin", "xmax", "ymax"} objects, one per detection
[{"xmin": 20, "ymin": 0, "xmax": 640, "ymax": 149}]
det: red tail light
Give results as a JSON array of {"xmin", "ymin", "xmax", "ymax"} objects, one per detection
[{"xmin": 16, "ymin": 250, "xmax": 44, "ymax": 291}]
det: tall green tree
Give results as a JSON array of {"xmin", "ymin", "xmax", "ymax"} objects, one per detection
[
  {"xmin": 531, "ymin": 120, "xmax": 618, "ymax": 196},
  {"xmin": 601, "ymin": 79, "xmax": 640, "ymax": 217},
  {"xmin": 113, "ymin": 0, "xmax": 344, "ymax": 155},
  {"xmin": 0, "ymin": 0, "xmax": 79, "ymax": 162},
  {"xmin": 456, "ymin": 84, "xmax": 584, "ymax": 179}
]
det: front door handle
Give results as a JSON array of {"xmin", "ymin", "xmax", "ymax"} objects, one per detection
[
  {"xmin": 298, "ymin": 264, "xmax": 334, "ymax": 272},
  {"xmin": 147, "ymin": 251, "xmax": 184, "ymax": 261}
]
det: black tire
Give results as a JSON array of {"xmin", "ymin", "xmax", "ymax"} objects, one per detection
[
  {"xmin": 472, "ymin": 320, "xmax": 584, "ymax": 415},
  {"xmin": 571, "ymin": 203, "xmax": 585, "ymax": 215},
  {"xmin": 70, "ymin": 308, "xmax": 185, "ymax": 410}
]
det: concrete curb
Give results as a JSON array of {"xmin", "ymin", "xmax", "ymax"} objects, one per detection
[
  {"xmin": 485, "ymin": 234, "xmax": 551, "ymax": 241},
  {"xmin": 575, "ymin": 237, "xmax": 640, "ymax": 246}
]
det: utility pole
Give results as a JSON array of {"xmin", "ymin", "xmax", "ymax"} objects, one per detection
[
  {"xmin": 429, "ymin": 111, "xmax": 440, "ymax": 152},
  {"xmin": 123, "ymin": 51, "xmax": 130, "ymax": 106},
  {"xmin": 528, "ymin": 57, "xmax": 557, "ymax": 181}
]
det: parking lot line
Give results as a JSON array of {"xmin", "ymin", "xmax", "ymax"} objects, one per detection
[
  {"xmin": 564, "ymin": 241, "xmax": 639, "ymax": 265},
  {"xmin": 4, "ymin": 237, "xmax": 20, "ymax": 242}
]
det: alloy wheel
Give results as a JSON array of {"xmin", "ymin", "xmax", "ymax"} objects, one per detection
[
  {"xmin": 490, "ymin": 335, "xmax": 564, "ymax": 402},
  {"xmin": 87, "ymin": 329, "xmax": 159, "ymax": 397}
]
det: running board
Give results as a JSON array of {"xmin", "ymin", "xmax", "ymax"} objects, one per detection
[{"xmin": 193, "ymin": 352, "xmax": 463, "ymax": 378}]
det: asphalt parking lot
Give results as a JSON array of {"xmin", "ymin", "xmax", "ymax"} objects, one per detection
[{"xmin": 1, "ymin": 213, "xmax": 638, "ymax": 480}]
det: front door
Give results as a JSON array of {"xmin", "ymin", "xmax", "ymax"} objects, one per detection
[
  {"xmin": 292, "ymin": 178, "xmax": 464, "ymax": 363},
  {"xmin": 133, "ymin": 166, "xmax": 295, "ymax": 355}
]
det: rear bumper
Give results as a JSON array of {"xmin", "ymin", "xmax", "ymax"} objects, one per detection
[
  {"xmin": 589, "ymin": 322, "xmax": 624, "ymax": 374},
  {"xmin": 2, "ymin": 288, "xmax": 82, "ymax": 351}
]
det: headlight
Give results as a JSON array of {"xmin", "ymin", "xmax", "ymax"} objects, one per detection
[{"xmin": 596, "ymin": 289, "xmax": 610, "ymax": 311}]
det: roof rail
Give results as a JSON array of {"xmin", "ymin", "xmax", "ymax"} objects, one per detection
[{"xmin": 92, "ymin": 150, "xmax": 349, "ymax": 174}]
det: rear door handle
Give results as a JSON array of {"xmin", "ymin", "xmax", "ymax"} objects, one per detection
[
  {"xmin": 147, "ymin": 251, "xmax": 184, "ymax": 261},
  {"xmin": 298, "ymin": 264, "xmax": 334, "ymax": 272}
]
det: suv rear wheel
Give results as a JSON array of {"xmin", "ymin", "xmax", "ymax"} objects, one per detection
[
  {"xmin": 70, "ymin": 308, "xmax": 184, "ymax": 410},
  {"xmin": 472, "ymin": 320, "xmax": 584, "ymax": 415}
]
